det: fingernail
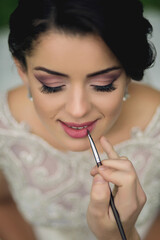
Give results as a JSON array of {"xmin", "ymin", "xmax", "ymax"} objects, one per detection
[
  {"xmin": 99, "ymin": 166, "xmax": 105, "ymax": 171},
  {"xmin": 93, "ymin": 174, "xmax": 106, "ymax": 184},
  {"xmin": 101, "ymin": 136, "xmax": 108, "ymax": 142}
]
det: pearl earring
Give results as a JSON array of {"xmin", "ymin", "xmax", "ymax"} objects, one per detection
[
  {"xmin": 27, "ymin": 88, "xmax": 33, "ymax": 101},
  {"xmin": 123, "ymin": 88, "xmax": 130, "ymax": 101}
]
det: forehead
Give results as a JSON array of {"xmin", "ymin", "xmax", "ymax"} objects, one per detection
[{"xmin": 26, "ymin": 31, "xmax": 120, "ymax": 73}]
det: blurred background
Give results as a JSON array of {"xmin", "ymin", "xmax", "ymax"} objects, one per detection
[{"xmin": 0, "ymin": 0, "xmax": 160, "ymax": 91}]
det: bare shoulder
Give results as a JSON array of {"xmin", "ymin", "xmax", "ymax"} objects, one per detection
[
  {"xmin": 8, "ymin": 85, "xmax": 28, "ymax": 120},
  {"xmin": 7, "ymin": 85, "xmax": 46, "ymax": 138},
  {"xmin": 129, "ymin": 81, "xmax": 160, "ymax": 101},
  {"xmin": 8, "ymin": 85, "xmax": 35, "ymax": 124},
  {"xmin": 129, "ymin": 81, "xmax": 160, "ymax": 109},
  {"xmin": 127, "ymin": 81, "xmax": 160, "ymax": 130}
]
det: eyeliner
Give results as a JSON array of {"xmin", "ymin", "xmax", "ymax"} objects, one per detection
[{"xmin": 87, "ymin": 130, "xmax": 127, "ymax": 240}]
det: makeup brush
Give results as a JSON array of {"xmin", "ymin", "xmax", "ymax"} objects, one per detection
[{"xmin": 87, "ymin": 130, "xmax": 127, "ymax": 240}]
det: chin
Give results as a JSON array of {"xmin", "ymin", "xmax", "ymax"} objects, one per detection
[{"xmin": 65, "ymin": 140, "xmax": 91, "ymax": 152}]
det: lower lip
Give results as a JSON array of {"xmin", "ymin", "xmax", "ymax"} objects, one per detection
[{"xmin": 60, "ymin": 121, "xmax": 97, "ymax": 138}]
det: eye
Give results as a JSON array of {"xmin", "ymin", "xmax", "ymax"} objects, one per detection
[
  {"xmin": 40, "ymin": 84, "xmax": 65, "ymax": 94},
  {"xmin": 92, "ymin": 82, "xmax": 116, "ymax": 92}
]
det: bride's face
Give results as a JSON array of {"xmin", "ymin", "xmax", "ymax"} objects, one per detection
[{"xmin": 19, "ymin": 32, "xmax": 129, "ymax": 152}]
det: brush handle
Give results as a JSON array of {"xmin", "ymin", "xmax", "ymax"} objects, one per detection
[
  {"xmin": 110, "ymin": 190, "xmax": 127, "ymax": 240},
  {"xmin": 97, "ymin": 164, "xmax": 127, "ymax": 239},
  {"xmin": 97, "ymin": 162, "xmax": 127, "ymax": 239}
]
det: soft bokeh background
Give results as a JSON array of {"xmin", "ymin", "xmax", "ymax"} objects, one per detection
[{"xmin": 0, "ymin": 0, "xmax": 160, "ymax": 91}]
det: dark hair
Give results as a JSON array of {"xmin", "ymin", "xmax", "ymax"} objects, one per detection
[{"xmin": 8, "ymin": 0, "xmax": 156, "ymax": 80}]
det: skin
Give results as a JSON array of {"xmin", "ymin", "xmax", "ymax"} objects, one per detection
[
  {"xmin": 1, "ymin": 31, "xmax": 160, "ymax": 239},
  {"xmin": 88, "ymin": 137, "xmax": 145, "ymax": 240},
  {"xmin": 15, "ymin": 32, "xmax": 129, "ymax": 152},
  {"xmin": 144, "ymin": 213, "xmax": 160, "ymax": 240}
]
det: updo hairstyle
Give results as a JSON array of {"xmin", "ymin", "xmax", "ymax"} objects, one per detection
[{"xmin": 8, "ymin": 0, "xmax": 156, "ymax": 80}]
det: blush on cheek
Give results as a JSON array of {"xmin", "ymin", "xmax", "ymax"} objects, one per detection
[
  {"xmin": 32, "ymin": 91, "xmax": 64, "ymax": 125},
  {"xmin": 32, "ymin": 95, "xmax": 52, "ymax": 119},
  {"xmin": 105, "ymin": 93, "xmax": 123, "ymax": 123}
]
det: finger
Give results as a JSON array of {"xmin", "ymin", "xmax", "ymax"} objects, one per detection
[
  {"xmin": 120, "ymin": 156, "xmax": 128, "ymax": 160},
  {"xmin": 100, "ymin": 136, "xmax": 119, "ymax": 159},
  {"xmin": 100, "ymin": 158, "xmax": 135, "ymax": 172},
  {"xmin": 98, "ymin": 160, "xmax": 143, "ymax": 204},
  {"xmin": 87, "ymin": 174, "xmax": 115, "ymax": 234},
  {"xmin": 99, "ymin": 164, "xmax": 136, "ymax": 187},
  {"xmin": 90, "ymin": 174, "xmax": 111, "ymax": 212},
  {"xmin": 98, "ymin": 166, "xmax": 139, "ymax": 210},
  {"xmin": 90, "ymin": 166, "xmax": 99, "ymax": 176},
  {"xmin": 135, "ymin": 178, "xmax": 147, "ymax": 207}
]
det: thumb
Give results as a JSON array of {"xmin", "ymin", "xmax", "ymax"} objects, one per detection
[{"xmin": 90, "ymin": 174, "xmax": 111, "ymax": 214}]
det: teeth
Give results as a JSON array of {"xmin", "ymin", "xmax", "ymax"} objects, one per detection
[{"xmin": 69, "ymin": 126, "xmax": 88, "ymax": 130}]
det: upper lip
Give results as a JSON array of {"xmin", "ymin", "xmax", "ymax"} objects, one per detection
[{"xmin": 60, "ymin": 120, "xmax": 97, "ymax": 127}]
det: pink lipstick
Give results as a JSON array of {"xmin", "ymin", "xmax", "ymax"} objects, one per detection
[{"xmin": 60, "ymin": 120, "xmax": 97, "ymax": 138}]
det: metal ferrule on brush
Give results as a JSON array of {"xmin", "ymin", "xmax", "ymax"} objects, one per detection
[{"xmin": 87, "ymin": 130, "xmax": 102, "ymax": 167}]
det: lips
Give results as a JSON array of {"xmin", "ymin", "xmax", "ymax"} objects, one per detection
[{"xmin": 59, "ymin": 120, "xmax": 97, "ymax": 138}]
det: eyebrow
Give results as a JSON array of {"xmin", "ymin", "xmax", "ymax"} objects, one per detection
[
  {"xmin": 87, "ymin": 66, "xmax": 122, "ymax": 77},
  {"xmin": 34, "ymin": 67, "xmax": 68, "ymax": 77},
  {"xmin": 34, "ymin": 66, "xmax": 122, "ymax": 78}
]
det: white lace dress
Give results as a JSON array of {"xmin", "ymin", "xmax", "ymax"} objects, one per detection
[{"xmin": 0, "ymin": 92, "xmax": 160, "ymax": 240}]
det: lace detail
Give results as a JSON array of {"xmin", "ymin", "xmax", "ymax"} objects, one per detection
[{"xmin": 0, "ymin": 92, "xmax": 160, "ymax": 239}]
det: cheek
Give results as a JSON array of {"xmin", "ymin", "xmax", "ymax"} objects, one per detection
[
  {"xmin": 96, "ymin": 91, "xmax": 123, "ymax": 118},
  {"xmin": 29, "ymin": 77, "xmax": 64, "ymax": 123},
  {"xmin": 32, "ymin": 93, "xmax": 61, "ymax": 121},
  {"xmin": 108, "ymin": 95, "xmax": 123, "ymax": 117}
]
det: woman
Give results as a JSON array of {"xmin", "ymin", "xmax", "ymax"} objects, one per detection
[{"xmin": 0, "ymin": 0, "xmax": 160, "ymax": 239}]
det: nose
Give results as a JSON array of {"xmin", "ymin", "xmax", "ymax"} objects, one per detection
[{"xmin": 65, "ymin": 85, "xmax": 92, "ymax": 118}]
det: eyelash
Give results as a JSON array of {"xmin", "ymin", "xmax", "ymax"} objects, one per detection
[
  {"xmin": 92, "ymin": 83, "xmax": 116, "ymax": 92},
  {"xmin": 40, "ymin": 85, "xmax": 64, "ymax": 93},
  {"xmin": 40, "ymin": 82, "xmax": 116, "ymax": 94}
]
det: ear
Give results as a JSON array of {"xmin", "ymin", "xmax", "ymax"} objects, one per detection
[{"xmin": 13, "ymin": 58, "xmax": 29, "ymax": 86}]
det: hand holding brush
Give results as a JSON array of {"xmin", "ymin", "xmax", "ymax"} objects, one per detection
[{"xmin": 87, "ymin": 131, "xmax": 146, "ymax": 240}]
